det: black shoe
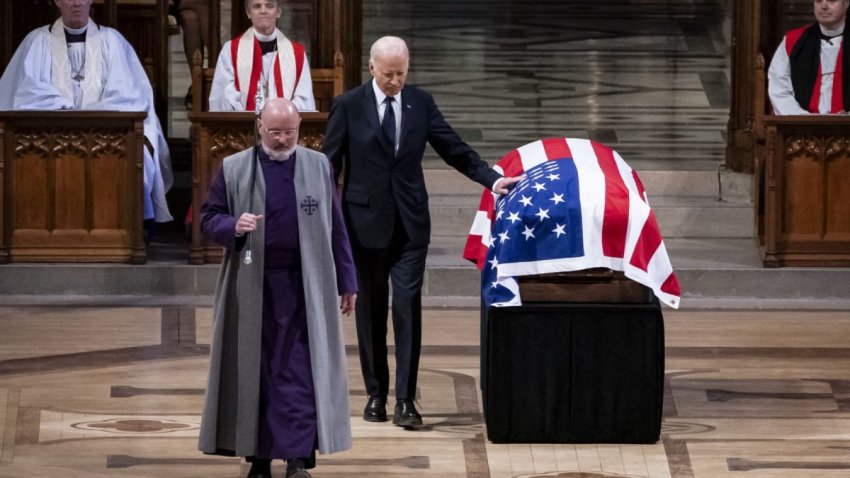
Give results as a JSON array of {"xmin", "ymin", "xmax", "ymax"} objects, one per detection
[
  {"xmin": 286, "ymin": 458, "xmax": 312, "ymax": 478},
  {"xmin": 393, "ymin": 399, "xmax": 423, "ymax": 428},
  {"xmin": 184, "ymin": 87, "xmax": 193, "ymax": 109},
  {"xmin": 247, "ymin": 458, "xmax": 271, "ymax": 478},
  {"xmin": 363, "ymin": 395, "xmax": 388, "ymax": 422},
  {"xmin": 143, "ymin": 219, "xmax": 156, "ymax": 244}
]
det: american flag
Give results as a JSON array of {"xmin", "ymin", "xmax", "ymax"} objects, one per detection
[{"xmin": 463, "ymin": 138, "xmax": 681, "ymax": 308}]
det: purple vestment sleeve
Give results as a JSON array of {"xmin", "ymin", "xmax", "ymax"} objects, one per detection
[
  {"xmin": 330, "ymin": 169, "xmax": 357, "ymax": 295},
  {"xmin": 200, "ymin": 166, "xmax": 243, "ymax": 250}
]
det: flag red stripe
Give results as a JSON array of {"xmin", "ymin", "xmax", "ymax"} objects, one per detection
[
  {"xmin": 630, "ymin": 211, "xmax": 663, "ymax": 272},
  {"xmin": 661, "ymin": 272, "xmax": 681, "ymax": 296},
  {"xmin": 463, "ymin": 191, "xmax": 495, "ymax": 268},
  {"xmin": 497, "ymin": 149, "xmax": 524, "ymax": 177},
  {"xmin": 462, "ymin": 234, "xmax": 484, "ymax": 269},
  {"xmin": 592, "ymin": 142, "xmax": 629, "ymax": 258},
  {"xmin": 632, "ymin": 170, "xmax": 647, "ymax": 203},
  {"xmin": 542, "ymin": 137, "xmax": 572, "ymax": 161}
]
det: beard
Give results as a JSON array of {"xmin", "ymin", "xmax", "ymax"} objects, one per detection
[{"xmin": 263, "ymin": 143, "xmax": 296, "ymax": 161}]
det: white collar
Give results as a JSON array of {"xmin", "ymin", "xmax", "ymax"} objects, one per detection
[
  {"xmin": 254, "ymin": 30, "xmax": 277, "ymax": 42},
  {"xmin": 372, "ymin": 79, "xmax": 400, "ymax": 106},
  {"xmin": 63, "ymin": 24, "xmax": 88, "ymax": 35},
  {"xmin": 820, "ymin": 24, "xmax": 845, "ymax": 37}
]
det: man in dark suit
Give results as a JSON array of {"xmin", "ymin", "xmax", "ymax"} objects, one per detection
[{"xmin": 323, "ymin": 36, "xmax": 520, "ymax": 429}]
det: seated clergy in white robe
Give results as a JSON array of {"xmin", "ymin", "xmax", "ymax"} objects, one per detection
[
  {"xmin": 768, "ymin": 0, "xmax": 850, "ymax": 114},
  {"xmin": 209, "ymin": 0, "xmax": 315, "ymax": 112},
  {"xmin": 0, "ymin": 0, "xmax": 173, "ymax": 223}
]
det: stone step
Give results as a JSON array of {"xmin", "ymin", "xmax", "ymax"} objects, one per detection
[
  {"xmin": 2, "ymin": 240, "xmax": 848, "ymax": 309},
  {"xmin": 427, "ymin": 194, "xmax": 753, "ymax": 238},
  {"xmin": 424, "ymin": 168, "xmax": 753, "ymax": 239},
  {"xmin": 420, "ymin": 237, "xmax": 850, "ymax": 309},
  {"xmin": 423, "ymin": 168, "xmax": 730, "ymax": 198}
]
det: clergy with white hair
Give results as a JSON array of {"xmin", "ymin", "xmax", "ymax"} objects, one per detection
[
  {"xmin": 0, "ymin": 0, "xmax": 173, "ymax": 224},
  {"xmin": 209, "ymin": 0, "xmax": 316, "ymax": 112}
]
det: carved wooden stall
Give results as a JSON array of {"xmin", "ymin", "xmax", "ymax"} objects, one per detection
[
  {"xmin": 726, "ymin": 0, "xmax": 814, "ymax": 173},
  {"xmin": 0, "ymin": 112, "xmax": 147, "ymax": 263},
  {"xmin": 756, "ymin": 117, "xmax": 850, "ymax": 266},
  {"xmin": 725, "ymin": 0, "xmax": 763, "ymax": 174},
  {"xmin": 744, "ymin": 0, "xmax": 850, "ymax": 266},
  {"xmin": 0, "ymin": 2, "xmax": 9, "ymax": 70},
  {"xmin": 93, "ymin": 0, "xmax": 170, "ymax": 122},
  {"xmin": 1, "ymin": 0, "xmax": 58, "ymax": 72},
  {"xmin": 187, "ymin": 0, "xmax": 347, "ymax": 264},
  {"xmin": 310, "ymin": 0, "xmax": 362, "ymax": 91},
  {"xmin": 227, "ymin": 0, "xmax": 362, "ymax": 91}
]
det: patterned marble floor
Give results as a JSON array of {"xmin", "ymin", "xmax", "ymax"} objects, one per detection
[{"xmin": 2, "ymin": 306, "xmax": 850, "ymax": 477}]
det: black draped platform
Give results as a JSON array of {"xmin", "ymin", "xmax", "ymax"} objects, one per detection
[{"xmin": 483, "ymin": 301, "xmax": 664, "ymax": 444}]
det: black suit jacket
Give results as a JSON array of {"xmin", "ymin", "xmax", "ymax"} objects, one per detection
[{"xmin": 323, "ymin": 82, "xmax": 501, "ymax": 249}]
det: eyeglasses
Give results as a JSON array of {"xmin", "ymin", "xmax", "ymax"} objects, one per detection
[{"xmin": 263, "ymin": 126, "xmax": 298, "ymax": 138}]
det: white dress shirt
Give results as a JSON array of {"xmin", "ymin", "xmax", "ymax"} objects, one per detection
[{"xmin": 372, "ymin": 79, "xmax": 401, "ymax": 151}]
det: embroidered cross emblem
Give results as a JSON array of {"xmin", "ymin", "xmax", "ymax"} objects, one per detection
[{"xmin": 301, "ymin": 196, "xmax": 319, "ymax": 215}]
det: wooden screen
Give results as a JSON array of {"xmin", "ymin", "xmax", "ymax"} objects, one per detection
[
  {"xmin": 758, "ymin": 116, "xmax": 850, "ymax": 266},
  {"xmin": 0, "ymin": 111, "xmax": 147, "ymax": 263}
]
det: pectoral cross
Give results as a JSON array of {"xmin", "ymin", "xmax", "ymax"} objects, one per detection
[{"xmin": 72, "ymin": 73, "xmax": 85, "ymax": 82}]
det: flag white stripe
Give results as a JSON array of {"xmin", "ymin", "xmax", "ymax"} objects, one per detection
[
  {"xmin": 566, "ymin": 138, "xmax": 606, "ymax": 261},
  {"xmin": 518, "ymin": 140, "xmax": 548, "ymax": 173},
  {"xmin": 469, "ymin": 210, "xmax": 492, "ymax": 237}
]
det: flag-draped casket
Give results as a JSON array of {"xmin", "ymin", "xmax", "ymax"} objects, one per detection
[{"xmin": 463, "ymin": 138, "xmax": 681, "ymax": 309}]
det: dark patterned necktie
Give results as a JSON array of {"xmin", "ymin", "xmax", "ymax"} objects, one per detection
[{"xmin": 382, "ymin": 96, "xmax": 396, "ymax": 147}]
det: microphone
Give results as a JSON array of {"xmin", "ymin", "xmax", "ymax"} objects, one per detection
[{"xmin": 244, "ymin": 81, "xmax": 265, "ymax": 266}]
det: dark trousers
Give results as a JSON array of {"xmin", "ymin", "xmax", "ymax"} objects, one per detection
[{"xmin": 352, "ymin": 221, "xmax": 428, "ymax": 401}]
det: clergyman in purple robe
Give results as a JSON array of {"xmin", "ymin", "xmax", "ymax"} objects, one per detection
[{"xmin": 198, "ymin": 98, "xmax": 357, "ymax": 478}]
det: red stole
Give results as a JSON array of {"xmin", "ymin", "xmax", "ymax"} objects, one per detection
[{"xmin": 230, "ymin": 33, "xmax": 305, "ymax": 111}]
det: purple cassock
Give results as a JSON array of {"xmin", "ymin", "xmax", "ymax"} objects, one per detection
[{"xmin": 202, "ymin": 148, "xmax": 357, "ymax": 461}]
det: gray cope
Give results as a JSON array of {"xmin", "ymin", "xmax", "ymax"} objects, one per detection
[{"xmin": 199, "ymin": 145, "xmax": 352, "ymax": 457}]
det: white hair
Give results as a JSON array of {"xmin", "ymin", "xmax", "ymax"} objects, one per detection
[{"xmin": 370, "ymin": 36, "xmax": 409, "ymax": 61}]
